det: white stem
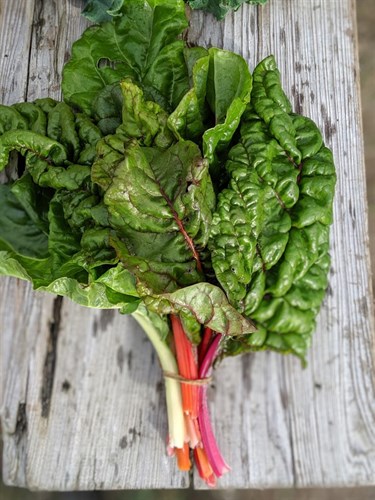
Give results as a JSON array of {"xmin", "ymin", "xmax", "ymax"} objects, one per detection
[{"xmin": 132, "ymin": 311, "xmax": 186, "ymax": 449}]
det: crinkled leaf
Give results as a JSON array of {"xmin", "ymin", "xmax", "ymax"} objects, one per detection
[
  {"xmin": 0, "ymin": 105, "xmax": 29, "ymax": 134},
  {"xmin": 117, "ymin": 80, "xmax": 174, "ymax": 149},
  {"xmin": 0, "ymin": 249, "xmax": 139, "ymax": 312},
  {"xmin": 250, "ymin": 55, "xmax": 301, "ymax": 162},
  {"xmin": 0, "ymin": 98, "xmax": 104, "ymax": 173},
  {"xmin": 12, "ymin": 102, "xmax": 48, "ymax": 136},
  {"xmin": 110, "ymin": 235, "xmax": 202, "ymax": 293},
  {"xmin": 210, "ymin": 56, "xmax": 336, "ymax": 360},
  {"xmin": 209, "ymin": 118, "xmax": 297, "ymax": 310},
  {"xmin": 0, "ymin": 130, "xmax": 67, "ymax": 171}
]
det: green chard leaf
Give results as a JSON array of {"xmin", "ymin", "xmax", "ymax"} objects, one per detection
[
  {"xmin": 0, "ymin": 130, "xmax": 67, "ymax": 171},
  {"xmin": 0, "ymin": 182, "xmax": 49, "ymax": 259},
  {"xmin": 92, "ymin": 83, "xmax": 124, "ymax": 135},
  {"xmin": 0, "ymin": 93, "xmax": 137, "ymax": 313},
  {"xmin": 90, "ymin": 81, "xmax": 215, "ymax": 276},
  {"xmin": 169, "ymin": 47, "xmax": 252, "ymax": 173},
  {"xmin": 0, "ymin": 246, "xmax": 139, "ymax": 312},
  {"xmin": 63, "ymin": 0, "xmax": 189, "ymax": 115},
  {"xmin": 0, "ymin": 105, "xmax": 29, "ymax": 134},
  {"xmin": 117, "ymin": 80, "xmax": 174, "ymax": 149},
  {"xmin": 0, "ymin": 98, "xmax": 103, "ymax": 173},
  {"xmin": 92, "ymin": 134, "xmax": 215, "ymax": 291},
  {"xmin": 0, "ymin": 185, "xmax": 139, "ymax": 311},
  {"xmin": 210, "ymin": 56, "xmax": 336, "ymax": 360}
]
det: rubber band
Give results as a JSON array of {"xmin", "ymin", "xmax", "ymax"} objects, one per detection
[{"xmin": 163, "ymin": 370, "xmax": 212, "ymax": 386}]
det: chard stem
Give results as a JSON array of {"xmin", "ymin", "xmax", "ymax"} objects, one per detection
[
  {"xmin": 171, "ymin": 315, "xmax": 199, "ymax": 418},
  {"xmin": 198, "ymin": 334, "xmax": 231, "ymax": 478},
  {"xmin": 132, "ymin": 311, "xmax": 186, "ymax": 449}
]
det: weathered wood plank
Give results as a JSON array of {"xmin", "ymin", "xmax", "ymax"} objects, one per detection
[
  {"xmin": 1, "ymin": 0, "xmax": 374, "ymax": 491},
  {"xmin": 189, "ymin": 0, "xmax": 375, "ymax": 489},
  {"xmin": 0, "ymin": 0, "xmax": 38, "ymax": 487},
  {"xmin": 0, "ymin": 0, "xmax": 188, "ymax": 490},
  {"xmin": 0, "ymin": 0, "xmax": 35, "ymax": 104}
]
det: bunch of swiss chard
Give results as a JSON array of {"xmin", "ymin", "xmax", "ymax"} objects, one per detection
[
  {"xmin": 0, "ymin": 0, "xmax": 335, "ymax": 486},
  {"xmin": 81, "ymin": 0, "xmax": 268, "ymax": 22}
]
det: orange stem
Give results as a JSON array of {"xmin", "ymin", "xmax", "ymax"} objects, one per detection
[
  {"xmin": 175, "ymin": 442, "xmax": 191, "ymax": 471},
  {"xmin": 171, "ymin": 315, "xmax": 199, "ymax": 418},
  {"xmin": 194, "ymin": 447, "xmax": 216, "ymax": 487}
]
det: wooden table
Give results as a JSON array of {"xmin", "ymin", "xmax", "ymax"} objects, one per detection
[{"xmin": 1, "ymin": 0, "xmax": 374, "ymax": 491}]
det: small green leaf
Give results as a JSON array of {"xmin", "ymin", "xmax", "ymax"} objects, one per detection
[
  {"xmin": 188, "ymin": 0, "xmax": 268, "ymax": 20},
  {"xmin": 144, "ymin": 282, "xmax": 256, "ymax": 338},
  {"xmin": 117, "ymin": 80, "xmax": 174, "ymax": 149},
  {"xmin": 169, "ymin": 48, "xmax": 252, "ymax": 171},
  {"xmin": 82, "ymin": 0, "xmax": 124, "ymax": 23}
]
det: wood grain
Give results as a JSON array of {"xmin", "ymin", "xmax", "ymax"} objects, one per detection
[{"xmin": 1, "ymin": 0, "xmax": 374, "ymax": 490}]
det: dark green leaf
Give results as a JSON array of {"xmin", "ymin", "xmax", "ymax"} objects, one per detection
[
  {"xmin": 0, "ymin": 105, "xmax": 28, "ymax": 134},
  {"xmin": 82, "ymin": 0, "xmax": 124, "ymax": 23},
  {"xmin": 188, "ymin": 0, "xmax": 268, "ymax": 20},
  {"xmin": 0, "ymin": 183, "xmax": 49, "ymax": 259},
  {"xmin": 92, "ymin": 83, "xmax": 123, "ymax": 135}
]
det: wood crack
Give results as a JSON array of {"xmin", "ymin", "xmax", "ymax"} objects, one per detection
[
  {"xmin": 281, "ymin": 358, "xmax": 297, "ymax": 486},
  {"xmin": 40, "ymin": 295, "xmax": 63, "ymax": 418},
  {"xmin": 14, "ymin": 402, "xmax": 27, "ymax": 444},
  {"xmin": 24, "ymin": 0, "xmax": 37, "ymax": 102}
]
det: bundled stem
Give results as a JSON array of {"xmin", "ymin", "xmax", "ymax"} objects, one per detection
[
  {"xmin": 133, "ymin": 310, "xmax": 229, "ymax": 486},
  {"xmin": 170, "ymin": 315, "xmax": 229, "ymax": 486}
]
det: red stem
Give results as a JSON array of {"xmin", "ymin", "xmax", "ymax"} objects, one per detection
[
  {"xmin": 171, "ymin": 315, "xmax": 198, "ymax": 418},
  {"xmin": 198, "ymin": 327, "xmax": 214, "ymax": 365}
]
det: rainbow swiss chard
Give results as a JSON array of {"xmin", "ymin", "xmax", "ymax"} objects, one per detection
[{"xmin": 0, "ymin": 0, "xmax": 335, "ymax": 486}]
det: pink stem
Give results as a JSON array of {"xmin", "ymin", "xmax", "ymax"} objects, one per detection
[{"xmin": 198, "ymin": 334, "xmax": 230, "ymax": 477}]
